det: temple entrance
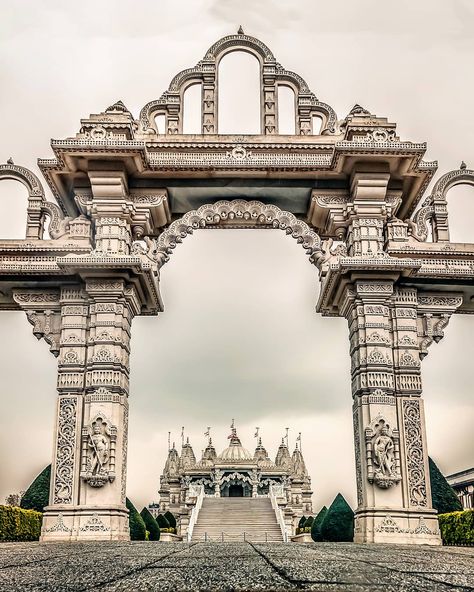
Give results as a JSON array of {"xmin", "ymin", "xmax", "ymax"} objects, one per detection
[
  {"xmin": 1, "ymin": 29, "xmax": 469, "ymax": 546},
  {"xmin": 229, "ymin": 484, "xmax": 244, "ymax": 497}
]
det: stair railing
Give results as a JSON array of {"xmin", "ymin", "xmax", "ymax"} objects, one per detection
[
  {"xmin": 269, "ymin": 483, "xmax": 288, "ymax": 542},
  {"xmin": 187, "ymin": 484, "xmax": 205, "ymax": 542}
]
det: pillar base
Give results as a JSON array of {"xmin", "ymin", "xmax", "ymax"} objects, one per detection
[
  {"xmin": 40, "ymin": 505, "xmax": 130, "ymax": 542},
  {"xmin": 354, "ymin": 508, "xmax": 441, "ymax": 545}
]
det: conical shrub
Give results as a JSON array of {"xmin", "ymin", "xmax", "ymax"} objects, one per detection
[
  {"xmin": 311, "ymin": 505, "xmax": 328, "ymax": 542},
  {"xmin": 298, "ymin": 515, "xmax": 307, "ymax": 529},
  {"xmin": 304, "ymin": 515, "xmax": 314, "ymax": 528},
  {"xmin": 429, "ymin": 457, "xmax": 462, "ymax": 514},
  {"xmin": 156, "ymin": 513, "xmax": 170, "ymax": 530},
  {"xmin": 140, "ymin": 507, "xmax": 160, "ymax": 541},
  {"xmin": 321, "ymin": 494, "xmax": 354, "ymax": 542},
  {"xmin": 126, "ymin": 498, "xmax": 146, "ymax": 540},
  {"xmin": 20, "ymin": 465, "xmax": 51, "ymax": 513},
  {"xmin": 164, "ymin": 510, "xmax": 176, "ymax": 530}
]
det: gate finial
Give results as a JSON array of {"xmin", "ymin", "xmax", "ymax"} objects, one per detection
[{"xmin": 237, "ymin": 25, "xmax": 244, "ymax": 35}]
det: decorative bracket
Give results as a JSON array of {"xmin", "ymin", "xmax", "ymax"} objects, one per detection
[{"xmin": 12, "ymin": 290, "xmax": 61, "ymax": 356}]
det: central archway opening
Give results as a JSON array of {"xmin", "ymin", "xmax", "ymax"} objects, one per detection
[{"xmin": 129, "ymin": 227, "xmax": 354, "ymax": 520}]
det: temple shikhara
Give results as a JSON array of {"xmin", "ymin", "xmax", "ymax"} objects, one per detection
[
  {"xmin": 158, "ymin": 425, "xmax": 312, "ymax": 540},
  {"xmin": 1, "ymin": 27, "xmax": 473, "ymax": 545}
]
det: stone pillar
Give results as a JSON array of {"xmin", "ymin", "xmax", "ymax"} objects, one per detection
[
  {"xmin": 202, "ymin": 72, "xmax": 216, "ymax": 134},
  {"xmin": 346, "ymin": 281, "xmax": 441, "ymax": 544},
  {"xmin": 40, "ymin": 279, "xmax": 140, "ymax": 541}
]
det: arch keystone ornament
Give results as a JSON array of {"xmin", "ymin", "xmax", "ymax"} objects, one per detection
[{"xmin": 1, "ymin": 30, "xmax": 473, "ymax": 544}]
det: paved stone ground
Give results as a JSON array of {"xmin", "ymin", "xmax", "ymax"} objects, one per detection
[{"xmin": 0, "ymin": 541, "xmax": 473, "ymax": 591}]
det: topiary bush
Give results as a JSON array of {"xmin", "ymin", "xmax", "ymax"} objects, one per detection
[
  {"xmin": 304, "ymin": 515, "xmax": 314, "ymax": 529},
  {"xmin": 438, "ymin": 510, "xmax": 474, "ymax": 546},
  {"xmin": 156, "ymin": 513, "xmax": 170, "ymax": 530},
  {"xmin": 298, "ymin": 515, "xmax": 307, "ymax": 529},
  {"xmin": 311, "ymin": 505, "xmax": 328, "ymax": 542},
  {"xmin": 0, "ymin": 505, "xmax": 43, "ymax": 541},
  {"xmin": 140, "ymin": 507, "xmax": 160, "ymax": 541},
  {"xmin": 321, "ymin": 493, "xmax": 354, "ymax": 542},
  {"xmin": 126, "ymin": 498, "xmax": 146, "ymax": 540},
  {"xmin": 164, "ymin": 510, "xmax": 177, "ymax": 531},
  {"xmin": 429, "ymin": 457, "xmax": 463, "ymax": 514},
  {"xmin": 20, "ymin": 465, "xmax": 51, "ymax": 513}
]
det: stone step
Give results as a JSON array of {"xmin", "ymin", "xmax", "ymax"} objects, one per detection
[{"xmin": 191, "ymin": 497, "xmax": 283, "ymax": 542}]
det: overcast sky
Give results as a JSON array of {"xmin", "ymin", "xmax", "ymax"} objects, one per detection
[{"xmin": 1, "ymin": 0, "xmax": 473, "ymax": 512}]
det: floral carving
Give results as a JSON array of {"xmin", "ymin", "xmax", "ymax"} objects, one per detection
[
  {"xmin": 53, "ymin": 397, "xmax": 78, "ymax": 504},
  {"xmin": 403, "ymin": 400, "xmax": 427, "ymax": 507}
]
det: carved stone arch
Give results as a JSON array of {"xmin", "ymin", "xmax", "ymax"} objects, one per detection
[
  {"xmin": 0, "ymin": 162, "xmax": 46, "ymax": 239},
  {"xmin": 150, "ymin": 199, "xmax": 322, "ymax": 268},
  {"xmin": 139, "ymin": 32, "xmax": 337, "ymax": 135},
  {"xmin": 409, "ymin": 165, "xmax": 474, "ymax": 242}
]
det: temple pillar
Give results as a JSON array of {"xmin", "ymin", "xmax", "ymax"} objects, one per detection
[
  {"xmin": 36, "ymin": 279, "xmax": 141, "ymax": 541},
  {"xmin": 345, "ymin": 281, "xmax": 442, "ymax": 544}
]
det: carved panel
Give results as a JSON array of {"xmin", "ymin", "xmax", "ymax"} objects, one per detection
[
  {"xmin": 53, "ymin": 396, "xmax": 78, "ymax": 504},
  {"xmin": 402, "ymin": 399, "xmax": 427, "ymax": 507}
]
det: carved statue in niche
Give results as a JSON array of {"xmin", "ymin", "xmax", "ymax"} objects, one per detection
[
  {"xmin": 80, "ymin": 415, "xmax": 117, "ymax": 487},
  {"xmin": 365, "ymin": 417, "xmax": 401, "ymax": 489}
]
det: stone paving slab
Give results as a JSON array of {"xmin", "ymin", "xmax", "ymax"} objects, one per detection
[{"xmin": 0, "ymin": 541, "xmax": 472, "ymax": 592}]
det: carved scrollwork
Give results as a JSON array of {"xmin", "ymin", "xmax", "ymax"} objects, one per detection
[
  {"xmin": 365, "ymin": 416, "xmax": 401, "ymax": 489},
  {"xmin": 53, "ymin": 396, "xmax": 78, "ymax": 504},
  {"xmin": 402, "ymin": 400, "xmax": 427, "ymax": 507}
]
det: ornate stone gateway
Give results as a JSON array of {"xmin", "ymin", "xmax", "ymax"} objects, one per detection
[{"xmin": 1, "ymin": 31, "xmax": 473, "ymax": 544}]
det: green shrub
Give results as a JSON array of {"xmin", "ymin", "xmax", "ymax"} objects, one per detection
[
  {"xmin": 311, "ymin": 506, "xmax": 328, "ymax": 542},
  {"xmin": 156, "ymin": 513, "xmax": 170, "ymax": 530},
  {"xmin": 298, "ymin": 515, "xmax": 307, "ymax": 529},
  {"xmin": 429, "ymin": 457, "xmax": 463, "ymax": 514},
  {"xmin": 164, "ymin": 510, "xmax": 177, "ymax": 529},
  {"xmin": 321, "ymin": 494, "xmax": 354, "ymax": 542},
  {"xmin": 20, "ymin": 465, "xmax": 51, "ymax": 513},
  {"xmin": 304, "ymin": 516, "xmax": 314, "ymax": 528},
  {"xmin": 126, "ymin": 498, "xmax": 146, "ymax": 540},
  {"xmin": 439, "ymin": 510, "xmax": 474, "ymax": 546},
  {"xmin": 0, "ymin": 505, "xmax": 43, "ymax": 541},
  {"xmin": 140, "ymin": 507, "xmax": 160, "ymax": 541}
]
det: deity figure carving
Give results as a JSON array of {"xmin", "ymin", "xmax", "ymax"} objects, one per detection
[
  {"xmin": 365, "ymin": 418, "xmax": 401, "ymax": 489},
  {"xmin": 80, "ymin": 415, "xmax": 117, "ymax": 487}
]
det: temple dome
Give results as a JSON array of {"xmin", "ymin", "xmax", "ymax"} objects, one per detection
[{"xmin": 217, "ymin": 427, "xmax": 253, "ymax": 461}]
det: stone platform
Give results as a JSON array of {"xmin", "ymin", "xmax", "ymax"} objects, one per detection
[{"xmin": 0, "ymin": 541, "xmax": 472, "ymax": 591}]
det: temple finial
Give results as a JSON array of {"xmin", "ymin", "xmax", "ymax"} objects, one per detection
[
  {"xmin": 6, "ymin": 157, "xmax": 14, "ymax": 164},
  {"xmin": 237, "ymin": 25, "xmax": 244, "ymax": 35},
  {"xmin": 460, "ymin": 161, "xmax": 467, "ymax": 170}
]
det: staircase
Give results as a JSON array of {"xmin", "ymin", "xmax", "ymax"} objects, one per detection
[{"xmin": 191, "ymin": 497, "xmax": 284, "ymax": 542}]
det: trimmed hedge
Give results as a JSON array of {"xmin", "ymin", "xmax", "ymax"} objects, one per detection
[
  {"xmin": 126, "ymin": 498, "xmax": 146, "ymax": 541},
  {"xmin": 20, "ymin": 465, "xmax": 51, "ymax": 513},
  {"xmin": 164, "ymin": 511, "xmax": 177, "ymax": 529},
  {"xmin": 0, "ymin": 505, "xmax": 43, "ymax": 541},
  {"xmin": 140, "ymin": 507, "xmax": 160, "ymax": 541},
  {"xmin": 298, "ymin": 515, "xmax": 307, "ymax": 529},
  {"xmin": 429, "ymin": 457, "xmax": 463, "ymax": 514},
  {"xmin": 439, "ymin": 510, "xmax": 474, "ymax": 546},
  {"xmin": 321, "ymin": 493, "xmax": 354, "ymax": 542},
  {"xmin": 311, "ymin": 505, "xmax": 328, "ymax": 542},
  {"xmin": 156, "ymin": 513, "xmax": 170, "ymax": 530}
]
